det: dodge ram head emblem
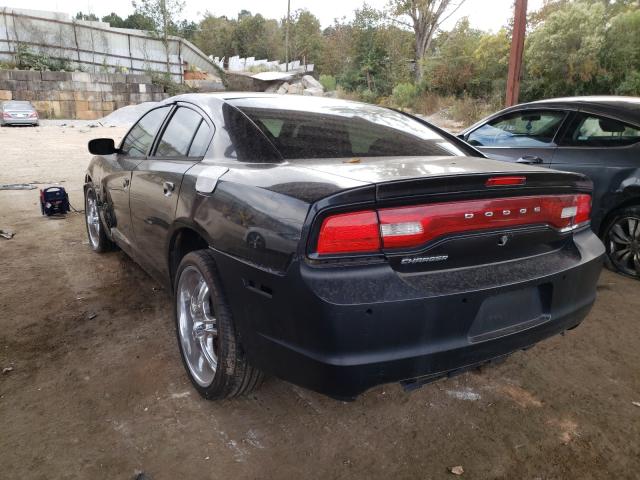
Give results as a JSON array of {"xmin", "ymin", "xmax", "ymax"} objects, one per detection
[{"xmin": 498, "ymin": 234, "xmax": 510, "ymax": 247}]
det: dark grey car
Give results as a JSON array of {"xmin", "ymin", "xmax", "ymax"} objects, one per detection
[
  {"xmin": 83, "ymin": 93, "xmax": 603, "ymax": 400},
  {"xmin": 460, "ymin": 96, "xmax": 640, "ymax": 278}
]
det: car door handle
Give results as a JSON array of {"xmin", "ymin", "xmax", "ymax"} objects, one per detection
[
  {"xmin": 122, "ymin": 178, "xmax": 130, "ymax": 189},
  {"xmin": 516, "ymin": 155, "xmax": 543, "ymax": 164},
  {"xmin": 163, "ymin": 181, "xmax": 175, "ymax": 197}
]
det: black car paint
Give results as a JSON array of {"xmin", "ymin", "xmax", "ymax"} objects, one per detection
[
  {"xmin": 460, "ymin": 97, "xmax": 640, "ymax": 235},
  {"xmin": 86, "ymin": 93, "xmax": 604, "ymax": 398}
]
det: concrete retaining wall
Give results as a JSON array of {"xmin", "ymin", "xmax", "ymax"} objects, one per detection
[
  {"xmin": 0, "ymin": 69, "xmax": 167, "ymax": 119},
  {"xmin": 0, "ymin": 8, "xmax": 219, "ymax": 83}
]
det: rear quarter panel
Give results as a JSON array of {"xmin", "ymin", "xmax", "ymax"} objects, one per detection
[{"xmin": 176, "ymin": 162, "xmax": 365, "ymax": 274}]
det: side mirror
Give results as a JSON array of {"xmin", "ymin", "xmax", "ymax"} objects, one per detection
[{"xmin": 88, "ymin": 138, "xmax": 119, "ymax": 155}]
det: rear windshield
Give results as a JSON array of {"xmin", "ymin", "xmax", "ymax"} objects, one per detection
[
  {"xmin": 227, "ymin": 97, "xmax": 465, "ymax": 160},
  {"xmin": 2, "ymin": 101, "xmax": 33, "ymax": 109}
]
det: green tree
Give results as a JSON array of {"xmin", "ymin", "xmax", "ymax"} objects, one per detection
[
  {"xmin": 176, "ymin": 20, "xmax": 198, "ymax": 42},
  {"xmin": 75, "ymin": 12, "xmax": 99, "ymax": 21},
  {"xmin": 194, "ymin": 14, "xmax": 236, "ymax": 58},
  {"xmin": 101, "ymin": 12, "xmax": 126, "ymax": 27},
  {"xmin": 132, "ymin": 0, "xmax": 186, "ymax": 72},
  {"xmin": 121, "ymin": 13, "xmax": 157, "ymax": 31},
  {"xmin": 232, "ymin": 11, "xmax": 272, "ymax": 58},
  {"xmin": 470, "ymin": 28, "xmax": 510, "ymax": 97},
  {"xmin": 318, "ymin": 20, "xmax": 355, "ymax": 77},
  {"xmin": 421, "ymin": 18, "xmax": 483, "ymax": 95},
  {"xmin": 602, "ymin": 8, "xmax": 640, "ymax": 94},
  {"xmin": 523, "ymin": 1, "xmax": 607, "ymax": 99},
  {"xmin": 350, "ymin": 5, "xmax": 390, "ymax": 93},
  {"xmin": 289, "ymin": 10, "xmax": 323, "ymax": 65}
]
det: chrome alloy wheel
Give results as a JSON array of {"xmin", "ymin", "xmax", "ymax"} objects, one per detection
[
  {"xmin": 86, "ymin": 191, "xmax": 101, "ymax": 249},
  {"xmin": 177, "ymin": 266, "xmax": 219, "ymax": 386},
  {"xmin": 608, "ymin": 216, "xmax": 640, "ymax": 277}
]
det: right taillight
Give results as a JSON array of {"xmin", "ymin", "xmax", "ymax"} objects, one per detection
[
  {"xmin": 573, "ymin": 193, "xmax": 592, "ymax": 226},
  {"xmin": 314, "ymin": 194, "xmax": 592, "ymax": 256}
]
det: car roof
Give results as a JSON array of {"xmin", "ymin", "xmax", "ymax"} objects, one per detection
[
  {"xmin": 161, "ymin": 91, "xmax": 374, "ymax": 111},
  {"xmin": 514, "ymin": 96, "xmax": 640, "ymax": 125},
  {"xmin": 463, "ymin": 96, "xmax": 640, "ymax": 133},
  {"xmin": 2, "ymin": 100, "xmax": 34, "ymax": 107}
]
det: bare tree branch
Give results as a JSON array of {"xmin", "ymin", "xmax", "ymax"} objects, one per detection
[{"xmin": 387, "ymin": 0, "xmax": 467, "ymax": 81}]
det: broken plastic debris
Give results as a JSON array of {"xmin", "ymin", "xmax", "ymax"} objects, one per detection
[
  {"xmin": 2, "ymin": 366, "xmax": 14, "ymax": 374},
  {"xmin": 449, "ymin": 466, "xmax": 464, "ymax": 475},
  {"xmin": 0, "ymin": 230, "xmax": 15, "ymax": 239},
  {"xmin": 633, "ymin": 401, "xmax": 640, "ymax": 407}
]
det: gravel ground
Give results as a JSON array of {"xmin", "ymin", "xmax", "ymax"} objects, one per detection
[{"xmin": 0, "ymin": 124, "xmax": 639, "ymax": 480}]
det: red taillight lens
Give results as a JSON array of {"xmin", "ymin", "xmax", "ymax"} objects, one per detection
[
  {"xmin": 574, "ymin": 193, "xmax": 591, "ymax": 225},
  {"xmin": 29, "ymin": 112, "xmax": 38, "ymax": 118},
  {"xmin": 2, "ymin": 112, "xmax": 11, "ymax": 119},
  {"xmin": 314, "ymin": 194, "xmax": 592, "ymax": 255},
  {"xmin": 378, "ymin": 194, "xmax": 592, "ymax": 249},
  {"xmin": 316, "ymin": 210, "xmax": 381, "ymax": 255}
]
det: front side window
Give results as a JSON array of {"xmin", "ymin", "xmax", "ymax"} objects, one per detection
[
  {"xmin": 227, "ymin": 97, "xmax": 466, "ymax": 160},
  {"xmin": 467, "ymin": 110, "xmax": 566, "ymax": 148},
  {"xmin": 155, "ymin": 107, "xmax": 206, "ymax": 157},
  {"xmin": 121, "ymin": 106, "xmax": 171, "ymax": 157},
  {"xmin": 559, "ymin": 113, "xmax": 640, "ymax": 147}
]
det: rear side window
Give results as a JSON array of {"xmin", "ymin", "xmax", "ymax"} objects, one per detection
[
  {"xmin": 121, "ymin": 106, "xmax": 171, "ymax": 157},
  {"xmin": 227, "ymin": 98, "xmax": 465, "ymax": 160},
  {"xmin": 559, "ymin": 113, "xmax": 640, "ymax": 147},
  {"xmin": 467, "ymin": 110, "xmax": 566, "ymax": 148},
  {"xmin": 188, "ymin": 121, "xmax": 212, "ymax": 157},
  {"xmin": 222, "ymin": 104, "xmax": 281, "ymax": 162},
  {"xmin": 155, "ymin": 107, "xmax": 204, "ymax": 157}
]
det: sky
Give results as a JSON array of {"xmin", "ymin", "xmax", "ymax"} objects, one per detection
[{"xmin": 2, "ymin": 0, "xmax": 545, "ymax": 31}]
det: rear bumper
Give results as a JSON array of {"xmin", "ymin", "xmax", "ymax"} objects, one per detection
[
  {"xmin": 212, "ymin": 229, "xmax": 604, "ymax": 399},
  {"xmin": 1, "ymin": 118, "xmax": 38, "ymax": 125}
]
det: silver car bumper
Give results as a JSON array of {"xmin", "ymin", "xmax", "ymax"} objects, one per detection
[{"xmin": 1, "ymin": 117, "xmax": 38, "ymax": 125}]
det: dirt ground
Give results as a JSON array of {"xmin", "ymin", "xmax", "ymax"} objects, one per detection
[{"xmin": 1, "ymin": 124, "xmax": 639, "ymax": 480}]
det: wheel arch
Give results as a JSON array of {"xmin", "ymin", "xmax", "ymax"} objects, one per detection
[
  {"xmin": 599, "ymin": 195, "xmax": 640, "ymax": 237},
  {"xmin": 167, "ymin": 220, "xmax": 214, "ymax": 291}
]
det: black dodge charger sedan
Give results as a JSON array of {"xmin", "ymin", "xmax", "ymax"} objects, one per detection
[
  {"xmin": 85, "ymin": 93, "xmax": 604, "ymax": 400},
  {"xmin": 460, "ymin": 96, "xmax": 640, "ymax": 279}
]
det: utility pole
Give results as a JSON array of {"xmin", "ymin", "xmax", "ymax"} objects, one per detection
[
  {"xmin": 506, "ymin": 0, "xmax": 527, "ymax": 107},
  {"xmin": 285, "ymin": 0, "xmax": 290, "ymax": 72}
]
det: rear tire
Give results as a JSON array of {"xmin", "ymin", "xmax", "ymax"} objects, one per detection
[
  {"xmin": 174, "ymin": 250, "xmax": 264, "ymax": 399},
  {"xmin": 84, "ymin": 185, "xmax": 115, "ymax": 252},
  {"xmin": 603, "ymin": 206, "xmax": 640, "ymax": 279}
]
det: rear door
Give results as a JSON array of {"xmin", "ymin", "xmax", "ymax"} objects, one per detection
[
  {"xmin": 551, "ymin": 111, "xmax": 640, "ymax": 231},
  {"xmin": 104, "ymin": 105, "xmax": 171, "ymax": 252},
  {"xmin": 465, "ymin": 109, "xmax": 569, "ymax": 166},
  {"xmin": 129, "ymin": 103, "xmax": 214, "ymax": 278}
]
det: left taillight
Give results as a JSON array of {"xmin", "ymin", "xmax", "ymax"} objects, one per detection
[
  {"xmin": 2, "ymin": 112, "xmax": 11, "ymax": 119},
  {"xmin": 316, "ymin": 210, "xmax": 381, "ymax": 255},
  {"xmin": 313, "ymin": 194, "xmax": 592, "ymax": 256}
]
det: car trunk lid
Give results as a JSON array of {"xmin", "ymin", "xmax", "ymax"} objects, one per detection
[{"xmin": 306, "ymin": 158, "xmax": 592, "ymax": 273}]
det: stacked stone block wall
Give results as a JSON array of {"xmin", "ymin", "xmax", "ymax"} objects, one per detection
[{"xmin": 0, "ymin": 70, "xmax": 168, "ymax": 119}]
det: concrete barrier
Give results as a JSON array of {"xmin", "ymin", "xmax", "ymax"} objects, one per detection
[{"xmin": 0, "ymin": 69, "xmax": 167, "ymax": 119}]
